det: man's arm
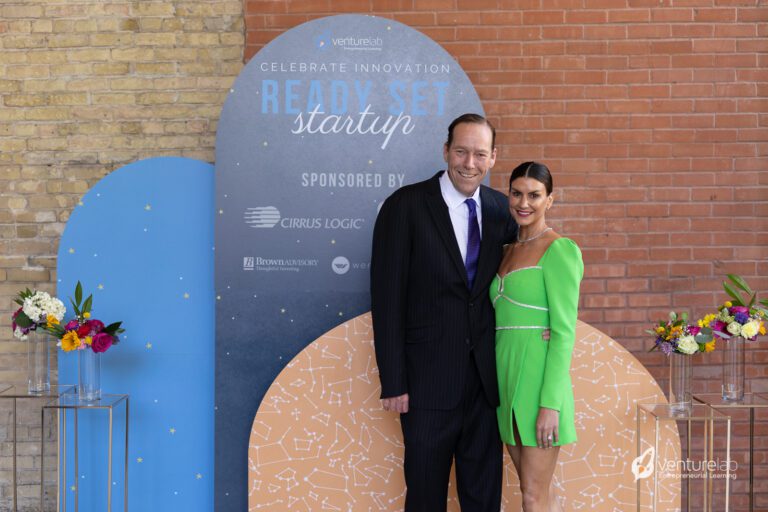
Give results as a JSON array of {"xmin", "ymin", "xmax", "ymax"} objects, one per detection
[{"xmin": 370, "ymin": 193, "xmax": 410, "ymax": 400}]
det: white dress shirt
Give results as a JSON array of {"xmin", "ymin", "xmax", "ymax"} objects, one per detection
[{"xmin": 439, "ymin": 171, "xmax": 482, "ymax": 265}]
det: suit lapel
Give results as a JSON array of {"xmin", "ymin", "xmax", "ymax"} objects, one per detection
[{"xmin": 425, "ymin": 173, "xmax": 469, "ymax": 286}]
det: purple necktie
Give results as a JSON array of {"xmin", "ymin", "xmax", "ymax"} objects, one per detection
[{"xmin": 465, "ymin": 198, "xmax": 480, "ymax": 289}]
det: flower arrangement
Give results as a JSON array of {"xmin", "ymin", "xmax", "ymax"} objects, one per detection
[
  {"xmin": 698, "ymin": 274, "xmax": 766, "ymax": 342},
  {"xmin": 11, "ymin": 288, "xmax": 66, "ymax": 340},
  {"xmin": 647, "ymin": 311, "xmax": 714, "ymax": 355},
  {"xmin": 45, "ymin": 282, "xmax": 124, "ymax": 353}
]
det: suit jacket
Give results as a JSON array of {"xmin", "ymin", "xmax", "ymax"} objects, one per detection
[{"xmin": 371, "ymin": 172, "xmax": 516, "ymax": 410}]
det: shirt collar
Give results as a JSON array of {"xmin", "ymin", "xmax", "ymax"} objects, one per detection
[{"xmin": 439, "ymin": 170, "xmax": 481, "ymax": 210}]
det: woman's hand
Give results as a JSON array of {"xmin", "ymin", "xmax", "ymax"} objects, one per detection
[{"xmin": 536, "ymin": 407, "xmax": 559, "ymax": 449}]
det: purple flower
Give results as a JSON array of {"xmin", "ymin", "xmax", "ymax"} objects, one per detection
[
  {"xmin": 730, "ymin": 306, "xmax": 749, "ymax": 315},
  {"xmin": 734, "ymin": 312, "xmax": 749, "ymax": 324},
  {"xmin": 688, "ymin": 325, "xmax": 701, "ymax": 336},
  {"xmin": 660, "ymin": 341, "xmax": 673, "ymax": 355},
  {"xmin": 710, "ymin": 320, "xmax": 728, "ymax": 335},
  {"xmin": 91, "ymin": 333, "xmax": 113, "ymax": 353},
  {"xmin": 64, "ymin": 319, "xmax": 79, "ymax": 331}
]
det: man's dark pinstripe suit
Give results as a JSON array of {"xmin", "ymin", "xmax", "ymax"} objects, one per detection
[{"xmin": 371, "ymin": 171, "xmax": 516, "ymax": 511}]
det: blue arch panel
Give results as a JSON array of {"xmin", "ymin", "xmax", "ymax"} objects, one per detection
[{"xmin": 57, "ymin": 157, "xmax": 214, "ymax": 511}]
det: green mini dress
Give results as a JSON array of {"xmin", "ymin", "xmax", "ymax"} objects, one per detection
[{"xmin": 491, "ymin": 237, "xmax": 584, "ymax": 447}]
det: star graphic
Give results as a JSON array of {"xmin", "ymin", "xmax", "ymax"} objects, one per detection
[
  {"xmin": 137, "ymin": 457, "xmax": 143, "ymax": 463},
  {"xmin": 144, "ymin": 204, "xmax": 151, "ymax": 211},
  {"xmin": 97, "ymin": 284, "xmax": 104, "ymax": 290},
  {"xmin": 280, "ymin": 308, "xmax": 286, "ymax": 313},
  {"xmin": 68, "ymin": 248, "xmax": 75, "ymax": 254},
  {"xmin": 169, "ymin": 427, "xmax": 176, "ymax": 435},
  {"xmin": 78, "ymin": 200, "xmax": 84, "ymax": 206},
  {"xmin": 218, "ymin": 209, "xmax": 223, "ymax": 214},
  {"xmin": 71, "ymin": 485, "xmax": 76, "ymax": 491},
  {"xmin": 196, "ymin": 473, "xmax": 203, "ymax": 480},
  {"xmin": 183, "ymin": 292, "xmax": 190, "ymax": 299},
  {"xmin": 145, "ymin": 342, "xmax": 152, "ymax": 349},
  {"xmin": 331, "ymin": 240, "xmax": 336, "ymax": 245}
]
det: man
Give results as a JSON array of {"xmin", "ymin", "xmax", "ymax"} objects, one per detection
[{"xmin": 371, "ymin": 113, "xmax": 517, "ymax": 511}]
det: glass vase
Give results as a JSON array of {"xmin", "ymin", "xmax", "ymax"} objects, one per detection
[
  {"xmin": 27, "ymin": 330, "xmax": 51, "ymax": 395},
  {"xmin": 78, "ymin": 349, "xmax": 101, "ymax": 402},
  {"xmin": 722, "ymin": 336, "xmax": 745, "ymax": 401},
  {"xmin": 668, "ymin": 353, "xmax": 692, "ymax": 413}
]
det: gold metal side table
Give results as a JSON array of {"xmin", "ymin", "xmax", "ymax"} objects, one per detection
[
  {"xmin": 636, "ymin": 402, "xmax": 732, "ymax": 512},
  {"xmin": 42, "ymin": 393, "xmax": 129, "ymax": 512},
  {"xmin": 693, "ymin": 393, "xmax": 768, "ymax": 512},
  {"xmin": 0, "ymin": 384, "xmax": 75, "ymax": 512}
]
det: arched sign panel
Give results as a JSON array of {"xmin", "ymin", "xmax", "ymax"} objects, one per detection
[{"xmin": 215, "ymin": 14, "xmax": 484, "ymax": 507}]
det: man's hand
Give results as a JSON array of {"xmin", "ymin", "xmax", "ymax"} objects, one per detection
[{"xmin": 382, "ymin": 393, "xmax": 409, "ymax": 414}]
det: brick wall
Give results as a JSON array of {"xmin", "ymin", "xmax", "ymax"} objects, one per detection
[
  {"xmin": 0, "ymin": 1, "xmax": 243, "ymax": 508},
  {"xmin": 243, "ymin": 1, "xmax": 767, "ymax": 387},
  {"xmin": 242, "ymin": 2, "xmax": 768, "ymax": 509}
]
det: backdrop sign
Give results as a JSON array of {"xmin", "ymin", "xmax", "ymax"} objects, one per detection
[{"xmin": 214, "ymin": 14, "xmax": 483, "ymax": 508}]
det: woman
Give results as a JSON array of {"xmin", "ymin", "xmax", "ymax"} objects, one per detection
[{"xmin": 491, "ymin": 161, "xmax": 583, "ymax": 512}]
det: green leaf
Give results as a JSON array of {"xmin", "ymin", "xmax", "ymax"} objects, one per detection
[
  {"xmin": 82, "ymin": 295, "xmax": 93, "ymax": 314},
  {"xmin": 727, "ymin": 274, "xmax": 753, "ymax": 295},
  {"xmin": 103, "ymin": 322, "xmax": 123, "ymax": 335},
  {"xmin": 14, "ymin": 311, "xmax": 33, "ymax": 328},
  {"xmin": 74, "ymin": 281, "xmax": 83, "ymax": 306},
  {"xmin": 13, "ymin": 298, "xmax": 23, "ymax": 306},
  {"xmin": 723, "ymin": 282, "xmax": 743, "ymax": 305},
  {"xmin": 748, "ymin": 293, "xmax": 756, "ymax": 308},
  {"xmin": 69, "ymin": 298, "xmax": 80, "ymax": 318}
]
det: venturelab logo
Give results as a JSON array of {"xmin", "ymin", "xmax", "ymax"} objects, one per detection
[
  {"xmin": 314, "ymin": 31, "xmax": 331, "ymax": 51},
  {"xmin": 632, "ymin": 447, "xmax": 655, "ymax": 481},
  {"xmin": 630, "ymin": 446, "xmax": 736, "ymax": 481}
]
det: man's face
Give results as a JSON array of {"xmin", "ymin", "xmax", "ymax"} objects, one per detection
[{"xmin": 442, "ymin": 122, "xmax": 497, "ymax": 197}]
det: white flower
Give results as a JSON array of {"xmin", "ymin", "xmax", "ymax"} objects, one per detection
[
  {"xmin": 741, "ymin": 321, "xmax": 759, "ymax": 339},
  {"xmin": 727, "ymin": 322, "xmax": 742, "ymax": 336},
  {"xmin": 21, "ymin": 291, "xmax": 66, "ymax": 323},
  {"xmin": 13, "ymin": 327, "xmax": 28, "ymax": 341},
  {"xmin": 677, "ymin": 335, "xmax": 699, "ymax": 355}
]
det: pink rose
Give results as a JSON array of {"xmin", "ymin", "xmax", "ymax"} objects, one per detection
[
  {"xmin": 730, "ymin": 306, "xmax": 749, "ymax": 314},
  {"xmin": 688, "ymin": 325, "xmax": 701, "ymax": 336},
  {"xmin": 91, "ymin": 333, "xmax": 113, "ymax": 353},
  {"xmin": 65, "ymin": 319, "xmax": 79, "ymax": 331}
]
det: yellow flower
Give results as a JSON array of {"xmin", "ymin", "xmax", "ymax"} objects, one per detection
[
  {"xmin": 61, "ymin": 331, "xmax": 80, "ymax": 352},
  {"xmin": 760, "ymin": 322, "xmax": 766, "ymax": 336},
  {"xmin": 655, "ymin": 326, "xmax": 666, "ymax": 335},
  {"xmin": 83, "ymin": 312, "xmax": 91, "ymax": 319},
  {"xmin": 704, "ymin": 339, "xmax": 716, "ymax": 352},
  {"xmin": 698, "ymin": 314, "xmax": 716, "ymax": 328},
  {"xmin": 84, "ymin": 336, "xmax": 92, "ymax": 346},
  {"xmin": 724, "ymin": 301, "xmax": 732, "ymax": 308},
  {"xmin": 46, "ymin": 316, "xmax": 60, "ymax": 328}
]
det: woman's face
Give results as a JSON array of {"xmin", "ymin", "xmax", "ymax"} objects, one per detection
[{"xmin": 508, "ymin": 177, "xmax": 553, "ymax": 226}]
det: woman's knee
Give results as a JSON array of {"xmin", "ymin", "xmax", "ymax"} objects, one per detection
[{"xmin": 520, "ymin": 479, "xmax": 547, "ymax": 507}]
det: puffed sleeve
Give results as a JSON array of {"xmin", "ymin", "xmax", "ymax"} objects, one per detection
[{"xmin": 540, "ymin": 238, "xmax": 583, "ymax": 411}]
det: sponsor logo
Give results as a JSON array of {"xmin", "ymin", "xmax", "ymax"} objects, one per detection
[
  {"xmin": 332, "ymin": 256, "xmax": 350, "ymax": 275},
  {"xmin": 245, "ymin": 207, "xmax": 365, "ymax": 230},
  {"xmin": 243, "ymin": 256, "xmax": 319, "ymax": 273},
  {"xmin": 244, "ymin": 207, "xmax": 280, "ymax": 228},
  {"xmin": 314, "ymin": 31, "xmax": 331, "ymax": 51}
]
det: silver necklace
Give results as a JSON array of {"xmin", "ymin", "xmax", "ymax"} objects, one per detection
[{"xmin": 517, "ymin": 226, "xmax": 552, "ymax": 244}]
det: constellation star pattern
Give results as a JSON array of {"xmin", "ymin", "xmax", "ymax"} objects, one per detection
[{"xmin": 249, "ymin": 317, "xmax": 675, "ymax": 511}]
